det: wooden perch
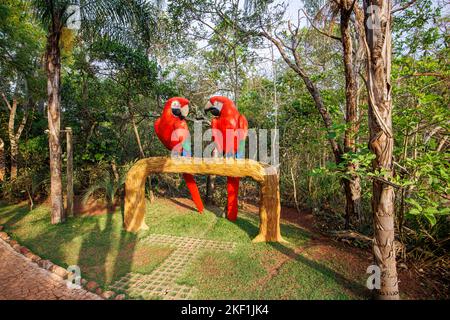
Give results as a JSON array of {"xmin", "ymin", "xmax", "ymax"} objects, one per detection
[{"xmin": 123, "ymin": 157, "xmax": 285, "ymax": 243}]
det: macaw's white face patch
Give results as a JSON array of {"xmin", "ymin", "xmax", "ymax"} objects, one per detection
[
  {"xmin": 180, "ymin": 104, "xmax": 189, "ymax": 118},
  {"xmin": 214, "ymin": 101, "xmax": 223, "ymax": 112}
]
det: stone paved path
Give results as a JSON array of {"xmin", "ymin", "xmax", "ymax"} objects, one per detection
[
  {"xmin": 0, "ymin": 239, "xmax": 101, "ymax": 300},
  {"xmin": 110, "ymin": 234, "xmax": 236, "ymax": 300}
]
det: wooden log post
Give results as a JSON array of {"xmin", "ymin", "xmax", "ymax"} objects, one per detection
[
  {"xmin": 66, "ymin": 127, "xmax": 73, "ymax": 217},
  {"xmin": 124, "ymin": 157, "xmax": 284, "ymax": 243}
]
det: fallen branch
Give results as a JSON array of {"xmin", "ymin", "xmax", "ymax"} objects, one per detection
[{"xmin": 329, "ymin": 230, "xmax": 372, "ymax": 242}]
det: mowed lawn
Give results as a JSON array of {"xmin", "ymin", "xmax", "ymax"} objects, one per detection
[{"xmin": 0, "ymin": 199, "xmax": 368, "ymax": 300}]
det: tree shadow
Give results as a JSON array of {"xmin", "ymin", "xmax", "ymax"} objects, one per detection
[
  {"xmin": 232, "ymin": 211, "xmax": 313, "ymax": 243},
  {"xmin": 269, "ymin": 241, "xmax": 370, "ymax": 299},
  {"xmin": 167, "ymin": 197, "xmax": 197, "ymax": 212},
  {"xmin": 76, "ymin": 212, "xmax": 113, "ymax": 285},
  {"xmin": 76, "ymin": 205, "xmax": 138, "ymax": 289},
  {"xmin": 233, "ymin": 215, "xmax": 260, "ymax": 238},
  {"xmin": 0, "ymin": 203, "xmax": 30, "ymax": 229},
  {"xmin": 16, "ymin": 203, "xmax": 138, "ymax": 291},
  {"xmin": 228, "ymin": 210, "xmax": 368, "ymax": 298}
]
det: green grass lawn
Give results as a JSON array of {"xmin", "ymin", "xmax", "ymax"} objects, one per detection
[{"xmin": 0, "ymin": 199, "xmax": 368, "ymax": 299}]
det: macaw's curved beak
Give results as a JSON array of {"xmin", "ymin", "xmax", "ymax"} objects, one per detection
[
  {"xmin": 204, "ymin": 101, "xmax": 213, "ymax": 114},
  {"xmin": 204, "ymin": 101, "xmax": 221, "ymax": 116},
  {"xmin": 172, "ymin": 108, "xmax": 182, "ymax": 118}
]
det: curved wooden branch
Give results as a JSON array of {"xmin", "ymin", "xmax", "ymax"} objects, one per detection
[{"xmin": 124, "ymin": 157, "xmax": 284, "ymax": 243}]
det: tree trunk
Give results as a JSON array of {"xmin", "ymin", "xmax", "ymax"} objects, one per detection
[
  {"xmin": 10, "ymin": 139, "xmax": 18, "ymax": 179},
  {"xmin": 343, "ymin": 176, "xmax": 362, "ymax": 227},
  {"xmin": 2, "ymin": 94, "xmax": 28, "ymax": 180},
  {"xmin": 341, "ymin": 0, "xmax": 362, "ymax": 227},
  {"xmin": 127, "ymin": 98, "xmax": 145, "ymax": 159},
  {"xmin": 0, "ymin": 138, "xmax": 5, "ymax": 181},
  {"xmin": 66, "ymin": 127, "xmax": 74, "ymax": 218},
  {"xmin": 46, "ymin": 25, "xmax": 65, "ymax": 224},
  {"xmin": 206, "ymin": 175, "xmax": 215, "ymax": 204},
  {"xmin": 131, "ymin": 115, "xmax": 145, "ymax": 158},
  {"xmin": 206, "ymin": 148, "xmax": 218, "ymax": 204},
  {"xmin": 7, "ymin": 98, "xmax": 18, "ymax": 179},
  {"xmin": 363, "ymin": 0, "xmax": 399, "ymax": 300}
]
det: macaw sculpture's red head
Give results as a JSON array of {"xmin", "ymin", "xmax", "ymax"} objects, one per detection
[
  {"xmin": 163, "ymin": 96, "xmax": 190, "ymax": 120},
  {"xmin": 204, "ymin": 95, "xmax": 235, "ymax": 117},
  {"xmin": 155, "ymin": 97, "xmax": 191, "ymax": 151}
]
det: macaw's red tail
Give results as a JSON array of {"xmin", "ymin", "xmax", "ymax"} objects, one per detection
[
  {"xmin": 182, "ymin": 173, "xmax": 204, "ymax": 213},
  {"xmin": 226, "ymin": 177, "xmax": 240, "ymax": 221}
]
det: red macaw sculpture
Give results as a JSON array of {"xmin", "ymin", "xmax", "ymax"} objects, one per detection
[
  {"xmin": 205, "ymin": 96, "xmax": 248, "ymax": 221},
  {"xmin": 154, "ymin": 97, "xmax": 204, "ymax": 213}
]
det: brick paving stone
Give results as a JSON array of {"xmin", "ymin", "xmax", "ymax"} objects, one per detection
[{"xmin": 0, "ymin": 239, "xmax": 101, "ymax": 300}]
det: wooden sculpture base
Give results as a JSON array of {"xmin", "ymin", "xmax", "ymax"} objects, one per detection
[{"xmin": 123, "ymin": 157, "xmax": 284, "ymax": 243}]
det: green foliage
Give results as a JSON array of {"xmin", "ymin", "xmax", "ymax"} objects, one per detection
[
  {"xmin": 82, "ymin": 169, "xmax": 125, "ymax": 206},
  {"xmin": 401, "ymin": 152, "xmax": 450, "ymax": 226}
]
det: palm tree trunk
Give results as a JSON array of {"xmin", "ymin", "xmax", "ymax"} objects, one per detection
[
  {"xmin": 46, "ymin": 26, "xmax": 64, "ymax": 224},
  {"xmin": 363, "ymin": 0, "xmax": 399, "ymax": 300}
]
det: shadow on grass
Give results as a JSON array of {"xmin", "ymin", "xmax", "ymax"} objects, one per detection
[
  {"xmin": 0, "ymin": 203, "xmax": 30, "ymax": 229},
  {"xmin": 228, "ymin": 208, "xmax": 367, "ymax": 298},
  {"xmin": 0, "ymin": 201, "xmax": 138, "ymax": 290},
  {"xmin": 233, "ymin": 211, "xmax": 312, "ymax": 244},
  {"xmin": 76, "ymin": 202, "xmax": 137, "ymax": 288},
  {"xmin": 234, "ymin": 215, "xmax": 259, "ymax": 238},
  {"xmin": 168, "ymin": 197, "xmax": 197, "ymax": 212},
  {"xmin": 269, "ymin": 242, "xmax": 370, "ymax": 299}
]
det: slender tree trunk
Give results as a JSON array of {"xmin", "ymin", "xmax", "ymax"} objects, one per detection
[
  {"xmin": 206, "ymin": 148, "xmax": 218, "ymax": 204},
  {"xmin": 2, "ymin": 95, "xmax": 28, "ymax": 180},
  {"xmin": 0, "ymin": 138, "xmax": 5, "ymax": 181},
  {"xmin": 131, "ymin": 115, "xmax": 145, "ymax": 158},
  {"xmin": 10, "ymin": 139, "xmax": 18, "ymax": 179},
  {"xmin": 206, "ymin": 175, "xmax": 215, "ymax": 204},
  {"xmin": 46, "ymin": 24, "xmax": 65, "ymax": 224},
  {"xmin": 341, "ymin": 0, "xmax": 362, "ymax": 227},
  {"xmin": 127, "ymin": 97, "xmax": 145, "ymax": 159},
  {"xmin": 363, "ymin": 0, "xmax": 399, "ymax": 299},
  {"xmin": 8, "ymin": 99, "xmax": 18, "ymax": 179},
  {"xmin": 66, "ymin": 127, "xmax": 73, "ymax": 217},
  {"xmin": 127, "ymin": 99, "xmax": 153, "ymax": 202}
]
